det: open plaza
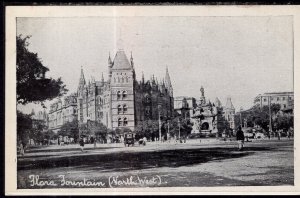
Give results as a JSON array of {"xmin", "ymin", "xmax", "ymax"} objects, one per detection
[{"xmin": 17, "ymin": 137, "xmax": 294, "ymax": 188}]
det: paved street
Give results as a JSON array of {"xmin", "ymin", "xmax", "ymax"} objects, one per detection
[{"xmin": 17, "ymin": 139, "xmax": 294, "ymax": 188}]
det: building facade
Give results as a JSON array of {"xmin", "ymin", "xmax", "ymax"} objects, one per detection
[
  {"xmin": 76, "ymin": 47, "xmax": 174, "ymax": 131},
  {"xmin": 224, "ymin": 97, "xmax": 235, "ymax": 130},
  {"xmin": 48, "ymin": 93, "xmax": 78, "ymax": 132},
  {"xmin": 254, "ymin": 92, "xmax": 294, "ymax": 110},
  {"xmin": 174, "ymin": 96, "xmax": 197, "ymax": 119}
]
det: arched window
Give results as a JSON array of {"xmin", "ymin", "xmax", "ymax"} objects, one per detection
[
  {"xmin": 123, "ymin": 117, "xmax": 128, "ymax": 126},
  {"xmin": 114, "ymin": 77, "xmax": 116, "ymax": 83},
  {"xmin": 122, "ymin": 77, "xmax": 124, "ymax": 83},
  {"xmin": 122, "ymin": 91, "xmax": 127, "ymax": 99},
  {"xmin": 117, "ymin": 91, "xmax": 121, "ymax": 100},
  {"xmin": 123, "ymin": 104, "xmax": 127, "ymax": 113},
  {"xmin": 145, "ymin": 95, "xmax": 151, "ymax": 103},
  {"xmin": 126, "ymin": 76, "xmax": 129, "ymax": 82},
  {"xmin": 117, "ymin": 105, "xmax": 122, "ymax": 114},
  {"xmin": 118, "ymin": 118, "xmax": 122, "ymax": 127}
]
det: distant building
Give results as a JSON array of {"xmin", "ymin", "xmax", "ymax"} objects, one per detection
[
  {"xmin": 31, "ymin": 109, "xmax": 48, "ymax": 129},
  {"xmin": 174, "ymin": 96, "xmax": 197, "ymax": 119},
  {"xmin": 48, "ymin": 93, "xmax": 78, "ymax": 133},
  {"xmin": 224, "ymin": 97, "xmax": 235, "ymax": 130},
  {"xmin": 254, "ymin": 92, "xmax": 294, "ymax": 110}
]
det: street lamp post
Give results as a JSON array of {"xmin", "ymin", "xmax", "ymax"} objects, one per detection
[
  {"xmin": 268, "ymin": 96, "xmax": 272, "ymax": 133},
  {"xmin": 158, "ymin": 111, "xmax": 161, "ymax": 142},
  {"xmin": 178, "ymin": 119, "xmax": 181, "ymax": 139},
  {"xmin": 240, "ymin": 107, "xmax": 243, "ymax": 128},
  {"xmin": 167, "ymin": 120, "xmax": 170, "ymax": 136}
]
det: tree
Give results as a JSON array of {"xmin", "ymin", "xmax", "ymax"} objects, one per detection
[
  {"xmin": 274, "ymin": 114, "xmax": 293, "ymax": 131},
  {"xmin": 235, "ymin": 104, "xmax": 285, "ymax": 132},
  {"xmin": 59, "ymin": 120, "xmax": 79, "ymax": 143},
  {"xmin": 17, "ymin": 35, "xmax": 68, "ymax": 106},
  {"xmin": 17, "ymin": 111, "xmax": 32, "ymax": 146},
  {"xmin": 163, "ymin": 117, "xmax": 193, "ymax": 138}
]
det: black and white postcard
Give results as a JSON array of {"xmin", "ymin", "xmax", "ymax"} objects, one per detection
[{"xmin": 5, "ymin": 5, "xmax": 300, "ymax": 195}]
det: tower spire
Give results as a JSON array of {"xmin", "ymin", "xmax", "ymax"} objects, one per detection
[
  {"xmin": 108, "ymin": 52, "xmax": 112, "ymax": 65},
  {"xmin": 165, "ymin": 66, "xmax": 173, "ymax": 96},
  {"xmin": 101, "ymin": 72, "xmax": 104, "ymax": 82},
  {"xmin": 130, "ymin": 51, "xmax": 134, "ymax": 68},
  {"xmin": 79, "ymin": 66, "xmax": 86, "ymax": 86}
]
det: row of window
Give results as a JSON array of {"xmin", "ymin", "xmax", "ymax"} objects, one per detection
[
  {"xmin": 118, "ymin": 117, "xmax": 128, "ymax": 127},
  {"xmin": 117, "ymin": 91, "xmax": 127, "ymax": 100},
  {"xmin": 118, "ymin": 104, "xmax": 128, "ymax": 114},
  {"xmin": 114, "ymin": 76, "xmax": 130, "ymax": 83},
  {"xmin": 262, "ymin": 96, "xmax": 293, "ymax": 102}
]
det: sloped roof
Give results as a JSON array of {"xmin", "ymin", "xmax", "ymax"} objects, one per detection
[
  {"xmin": 225, "ymin": 97, "xmax": 235, "ymax": 109},
  {"xmin": 215, "ymin": 97, "xmax": 222, "ymax": 107},
  {"xmin": 112, "ymin": 50, "xmax": 132, "ymax": 70}
]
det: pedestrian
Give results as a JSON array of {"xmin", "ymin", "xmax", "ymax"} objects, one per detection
[
  {"xmin": 79, "ymin": 137, "xmax": 85, "ymax": 152},
  {"xmin": 236, "ymin": 126, "xmax": 245, "ymax": 151},
  {"xmin": 93, "ymin": 137, "xmax": 97, "ymax": 148},
  {"xmin": 287, "ymin": 130, "xmax": 291, "ymax": 140},
  {"xmin": 278, "ymin": 130, "xmax": 281, "ymax": 140},
  {"xmin": 19, "ymin": 141, "xmax": 24, "ymax": 156},
  {"xmin": 267, "ymin": 131, "xmax": 271, "ymax": 140}
]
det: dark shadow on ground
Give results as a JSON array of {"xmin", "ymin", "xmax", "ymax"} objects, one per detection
[
  {"xmin": 18, "ymin": 146, "xmax": 274, "ymax": 172},
  {"xmin": 25, "ymin": 146, "xmax": 119, "ymax": 153}
]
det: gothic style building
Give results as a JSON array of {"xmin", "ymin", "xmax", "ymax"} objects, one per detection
[{"xmin": 77, "ymin": 47, "xmax": 174, "ymax": 131}]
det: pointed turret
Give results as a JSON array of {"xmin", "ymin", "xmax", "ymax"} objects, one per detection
[
  {"xmin": 165, "ymin": 66, "xmax": 173, "ymax": 96},
  {"xmin": 152, "ymin": 74, "xmax": 156, "ymax": 85},
  {"xmin": 101, "ymin": 72, "xmax": 104, "ymax": 84},
  {"xmin": 142, "ymin": 72, "xmax": 145, "ymax": 84},
  {"xmin": 215, "ymin": 97, "xmax": 222, "ymax": 108},
  {"xmin": 225, "ymin": 97, "xmax": 235, "ymax": 110},
  {"xmin": 108, "ymin": 52, "xmax": 112, "ymax": 66},
  {"xmin": 130, "ymin": 51, "xmax": 134, "ymax": 69},
  {"xmin": 79, "ymin": 66, "xmax": 86, "ymax": 85},
  {"xmin": 78, "ymin": 66, "xmax": 86, "ymax": 95},
  {"xmin": 111, "ymin": 50, "xmax": 132, "ymax": 70},
  {"xmin": 108, "ymin": 52, "xmax": 112, "ymax": 80}
]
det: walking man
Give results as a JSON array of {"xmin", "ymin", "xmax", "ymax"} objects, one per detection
[
  {"xmin": 79, "ymin": 137, "xmax": 85, "ymax": 152},
  {"xmin": 236, "ymin": 126, "xmax": 245, "ymax": 151}
]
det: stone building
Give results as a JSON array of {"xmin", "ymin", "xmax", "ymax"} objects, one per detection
[
  {"xmin": 254, "ymin": 92, "xmax": 294, "ymax": 110},
  {"xmin": 48, "ymin": 93, "xmax": 78, "ymax": 133},
  {"xmin": 77, "ymin": 47, "xmax": 174, "ymax": 132},
  {"xmin": 31, "ymin": 109, "xmax": 49, "ymax": 135},
  {"xmin": 174, "ymin": 96, "xmax": 197, "ymax": 119},
  {"xmin": 224, "ymin": 97, "xmax": 235, "ymax": 130}
]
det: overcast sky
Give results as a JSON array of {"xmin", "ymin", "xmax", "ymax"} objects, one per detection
[{"xmin": 17, "ymin": 16, "xmax": 293, "ymax": 114}]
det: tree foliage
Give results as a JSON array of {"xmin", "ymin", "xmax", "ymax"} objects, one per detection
[
  {"xmin": 59, "ymin": 120, "xmax": 79, "ymax": 142},
  {"xmin": 78, "ymin": 120, "xmax": 109, "ymax": 138},
  {"xmin": 234, "ymin": 104, "xmax": 292, "ymax": 132},
  {"xmin": 17, "ymin": 110, "xmax": 49, "ymax": 146},
  {"xmin": 134, "ymin": 117, "xmax": 193, "ymax": 140},
  {"xmin": 17, "ymin": 35, "xmax": 68, "ymax": 106}
]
